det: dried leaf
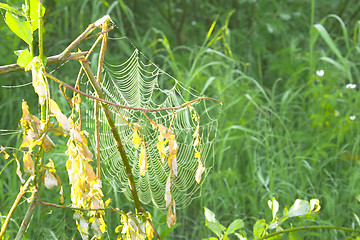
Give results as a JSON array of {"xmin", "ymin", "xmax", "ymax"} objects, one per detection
[
  {"xmin": 23, "ymin": 152, "xmax": 34, "ymax": 175},
  {"xmin": 1, "ymin": 146, "xmax": 10, "ymax": 160},
  {"xmin": 166, "ymin": 200, "xmax": 177, "ymax": 228},
  {"xmin": 195, "ymin": 160, "xmax": 205, "ymax": 184},
  {"xmin": 43, "ymin": 169, "xmax": 58, "ymax": 190},
  {"xmin": 165, "ymin": 174, "xmax": 172, "ymax": 207},
  {"xmin": 42, "ymin": 136, "xmax": 56, "ymax": 152},
  {"xmin": 156, "ymin": 138, "xmax": 167, "ymax": 164},
  {"xmin": 13, "ymin": 153, "xmax": 25, "ymax": 184},
  {"xmin": 139, "ymin": 144, "xmax": 148, "ymax": 176},
  {"xmin": 31, "ymin": 67, "xmax": 47, "ymax": 105},
  {"xmin": 171, "ymin": 156, "xmax": 178, "ymax": 177},
  {"xmin": 50, "ymin": 99, "xmax": 70, "ymax": 133}
]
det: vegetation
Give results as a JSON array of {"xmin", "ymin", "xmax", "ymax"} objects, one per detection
[{"xmin": 1, "ymin": 0, "xmax": 360, "ymax": 239}]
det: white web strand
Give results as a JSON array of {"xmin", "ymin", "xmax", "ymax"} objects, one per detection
[{"xmin": 84, "ymin": 43, "xmax": 219, "ymax": 209}]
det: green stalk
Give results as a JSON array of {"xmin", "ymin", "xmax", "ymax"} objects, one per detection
[
  {"xmin": 24, "ymin": 0, "xmax": 33, "ymax": 56},
  {"xmin": 260, "ymin": 225, "xmax": 360, "ymax": 239}
]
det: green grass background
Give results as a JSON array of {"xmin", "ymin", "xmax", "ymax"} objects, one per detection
[{"xmin": 1, "ymin": 0, "xmax": 360, "ymax": 239}]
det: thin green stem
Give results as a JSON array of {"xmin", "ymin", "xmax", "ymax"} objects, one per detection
[
  {"xmin": 38, "ymin": 1, "xmax": 44, "ymax": 62},
  {"xmin": 260, "ymin": 225, "xmax": 360, "ymax": 239}
]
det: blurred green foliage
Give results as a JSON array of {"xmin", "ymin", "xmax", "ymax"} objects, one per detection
[{"xmin": 1, "ymin": 0, "xmax": 360, "ymax": 239}]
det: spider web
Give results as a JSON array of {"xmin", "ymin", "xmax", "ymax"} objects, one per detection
[{"xmin": 83, "ymin": 38, "xmax": 220, "ymax": 210}]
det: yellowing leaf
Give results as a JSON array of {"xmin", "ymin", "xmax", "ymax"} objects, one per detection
[
  {"xmin": 139, "ymin": 144, "xmax": 148, "ymax": 176},
  {"xmin": 195, "ymin": 160, "xmax": 205, "ymax": 184},
  {"xmin": 50, "ymin": 99, "xmax": 70, "ymax": 133},
  {"xmin": 156, "ymin": 139, "xmax": 167, "ymax": 164},
  {"xmin": 23, "ymin": 152, "xmax": 34, "ymax": 175},
  {"xmin": 13, "ymin": 153, "xmax": 25, "ymax": 184},
  {"xmin": 0, "ymin": 146, "xmax": 10, "ymax": 160},
  {"xmin": 42, "ymin": 136, "xmax": 56, "ymax": 152},
  {"xmin": 132, "ymin": 130, "xmax": 141, "ymax": 148}
]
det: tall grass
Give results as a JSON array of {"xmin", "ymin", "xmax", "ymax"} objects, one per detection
[{"xmin": 1, "ymin": 0, "xmax": 360, "ymax": 239}]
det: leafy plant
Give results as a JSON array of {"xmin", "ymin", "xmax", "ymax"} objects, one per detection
[{"xmin": 0, "ymin": 1, "xmax": 221, "ymax": 239}]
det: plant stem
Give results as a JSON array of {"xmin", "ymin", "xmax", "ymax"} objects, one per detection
[
  {"xmin": 15, "ymin": 190, "xmax": 39, "ymax": 240},
  {"xmin": 46, "ymin": 72, "xmax": 221, "ymax": 112},
  {"xmin": 260, "ymin": 225, "xmax": 360, "ymax": 239},
  {"xmin": 79, "ymin": 59, "xmax": 145, "ymax": 214},
  {"xmin": 0, "ymin": 176, "xmax": 34, "ymax": 239},
  {"xmin": 59, "ymin": 15, "xmax": 110, "ymax": 60},
  {"xmin": 95, "ymin": 19, "xmax": 108, "ymax": 179}
]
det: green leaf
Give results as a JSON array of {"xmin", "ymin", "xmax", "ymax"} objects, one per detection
[
  {"xmin": 5, "ymin": 11, "xmax": 32, "ymax": 45},
  {"xmin": 314, "ymin": 24, "xmax": 346, "ymax": 65},
  {"xmin": 253, "ymin": 219, "xmax": 267, "ymax": 240},
  {"xmin": 16, "ymin": 49, "xmax": 33, "ymax": 68},
  {"xmin": 30, "ymin": 0, "xmax": 46, "ymax": 32},
  {"xmin": 204, "ymin": 207, "xmax": 216, "ymax": 223},
  {"xmin": 225, "ymin": 219, "xmax": 244, "ymax": 235},
  {"xmin": 205, "ymin": 220, "xmax": 226, "ymax": 238},
  {"xmin": 288, "ymin": 199, "xmax": 310, "ymax": 217},
  {"xmin": 0, "ymin": 3, "xmax": 25, "ymax": 16}
]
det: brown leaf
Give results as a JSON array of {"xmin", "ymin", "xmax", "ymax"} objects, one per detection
[{"xmin": 42, "ymin": 136, "xmax": 56, "ymax": 152}]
